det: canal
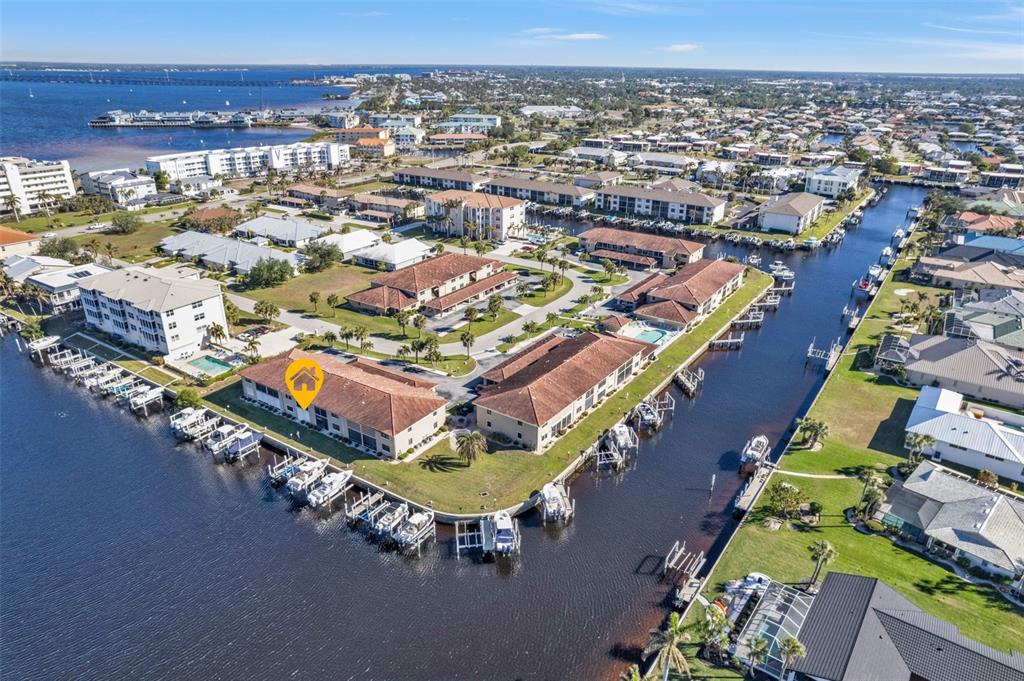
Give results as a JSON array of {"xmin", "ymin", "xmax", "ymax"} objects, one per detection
[{"xmin": 0, "ymin": 184, "xmax": 928, "ymax": 681}]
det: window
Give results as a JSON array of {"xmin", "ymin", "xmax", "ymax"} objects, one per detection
[
  {"xmin": 168, "ymin": 322, "xmax": 177, "ymax": 330},
  {"xmin": 487, "ymin": 421, "xmax": 492, "ymax": 427},
  {"xmin": 194, "ymin": 313, "xmax": 205, "ymax": 322}
]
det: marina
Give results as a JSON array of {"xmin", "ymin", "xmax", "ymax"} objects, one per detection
[{"xmin": 1, "ymin": 185, "xmax": 931, "ymax": 680}]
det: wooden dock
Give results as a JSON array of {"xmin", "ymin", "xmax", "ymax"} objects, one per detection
[
  {"xmin": 806, "ymin": 337, "xmax": 842, "ymax": 372},
  {"xmin": 709, "ymin": 332, "xmax": 745, "ymax": 350},
  {"xmin": 733, "ymin": 464, "xmax": 773, "ymax": 517},
  {"xmin": 732, "ymin": 310, "xmax": 764, "ymax": 329}
]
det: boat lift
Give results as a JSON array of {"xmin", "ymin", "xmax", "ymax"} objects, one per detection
[
  {"xmin": 454, "ymin": 518, "xmax": 485, "ymax": 557},
  {"xmin": 539, "ymin": 482, "xmax": 574, "ymax": 525},
  {"xmin": 205, "ymin": 424, "xmax": 248, "ymax": 456},
  {"xmin": 180, "ymin": 410, "xmax": 220, "ymax": 440},
  {"xmin": 806, "ymin": 337, "xmax": 842, "ymax": 372},
  {"xmin": 266, "ymin": 455, "xmax": 302, "ymax": 485},
  {"xmin": 709, "ymin": 332, "xmax": 745, "ymax": 350},
  {"xmin": 47, "ymin": 347, "xmax": 78, "ymax": 368},
  {"xmin": 662, "ymin": 540, "xmax": 707, "ymax": 584},
  {"xmin": 370, "ymin": 501, "xmax": 409, "ymax": 538},
  {"xmin": 673, "ymin": 367, "xmax": 705, "ymax": 397},
  {"xmin": 222, "ymin": 428, "xmax": 261, "ymax": 463},
  {"xmin": 595, "ymin": 441, "xmax": 627, "ymax": 471},
  {"xmin": 27, "ymin": 335, "xmax": 61, "ymax": 356},
  {"xmin": 732, "ymin": 310, "xmax": 764, "ymax": 329},
  {"xmin": 346, "ymin": 489, "xmax": 388, "ymax": 526},
  {"xmin": 754, "ymin": 293, "xmax": 782, "ymax": 311},
  {"xmin": 393, "ymin": 510, "xmax": 436, "ymax": 556},
  {"xmin": 129, "ymin": 386, "xmax": 165, "ymax": 415}
]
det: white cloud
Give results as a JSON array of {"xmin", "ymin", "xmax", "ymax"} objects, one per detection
[
  {"xmin": 662, "ymin": 43, "xmax": 701, "ymax": 53},
  {"xmin": 923, "ymin": 22, "xmax": 1021, "ymax": 37},
  {"xmin": 523, "ymin": 27, "xmax": 557, "ymax": 34},
  {"xmin": 537, "ymin": 32, "xmax": 608, "ymax": 41}
]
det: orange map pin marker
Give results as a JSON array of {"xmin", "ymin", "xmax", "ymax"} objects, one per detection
[{"xmin": 285, "ymin": 357, "xmax": 324, "ymax": 410}]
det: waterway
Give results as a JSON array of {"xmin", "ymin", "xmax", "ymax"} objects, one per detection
[{"xmin": 0, "ymin": 184, "xmax": 928, "ymax": 680}]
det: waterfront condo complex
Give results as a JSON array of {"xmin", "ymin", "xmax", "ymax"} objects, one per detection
[{"xmin": 2, "ymin": 3, "xmax": 1023, "ymax": 681}]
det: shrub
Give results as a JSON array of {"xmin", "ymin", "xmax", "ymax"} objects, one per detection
[
  {"xmin": 174, "ymin": 387, "xmax": 203, "ymax": 409},
  {"xmin": 864, "ymin": 519, "xmax": 885, "ymax": 533},
  {"xmin": 808, "ymin": 501, "xmax": 823, "ymax": 516}
]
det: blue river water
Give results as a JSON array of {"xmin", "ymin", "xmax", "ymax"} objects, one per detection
[{"xmin": 0, "ymin": 184, "xmax": 928, "ymax": 680}]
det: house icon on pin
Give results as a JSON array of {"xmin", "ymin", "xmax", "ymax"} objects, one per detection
[{"xmin": 289, "ymin": 366, "xmax": 319, "ymax": 392}]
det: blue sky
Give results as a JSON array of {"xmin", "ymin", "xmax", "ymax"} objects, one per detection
[{"xmin": 2, "ymin": 0, "xmax": 1022, "ymax": 73}]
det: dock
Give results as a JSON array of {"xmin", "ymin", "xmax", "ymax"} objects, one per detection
[
  {"xmin": 673, "ymin": 366, "xmax": 705, "ymax": 397},
  {"xmin": 662, "ymin": 540, "xmax": 707, "ymax": 582},
  {"xmin": 770, "ymin": 281, "xmax": 795, "ymax": 296},
  {"xmin": 753, "ymin": 293, "xmax": 782, "ymax": 310},
  {"xmin": 732, "ymin": 310, "xmax": 764, "ymax": 329},
  {"xmin": 733, "ymin": 464, "xmax": 773, "ymax": 517},
  {"xmin": 806, "ymin": 337, "xmax": 842, "ymax": 372},
  {"xmin": 709, "ymin": 331, "xmax": 745, "ymax": 350}
]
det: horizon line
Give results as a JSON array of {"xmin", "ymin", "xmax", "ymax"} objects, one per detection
[{"xmin": 2, "ymin": 59, "xmax": 1022, "ymax": 77}]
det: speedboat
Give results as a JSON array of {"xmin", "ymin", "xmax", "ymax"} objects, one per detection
[
  {"xmin": 769, "ymin": 260, "xmax": 787, "ymax": 273},
  {"xmin": 540, "ymin": 482, "xmax": 571, "ymax": 522},
  {"xmin": 286, "ymin": 460, "xmax": 326, "ymax": 496},
  {"xmin": 493, "ymin": 511, "xmax": 516, "ymax": 556},
  {"xmin": 307, "ymin": 470, "xmax": 353, "ymax": 508},
  {"xmin": 607, "ymin": 423, "xmax": 635, "ymax": 450},
  {"xmin": 745, "ymin": 254, "xmax": 762, "ymax": 266},
  {"xmin": 741, "ymin": 434, "xmax": 771, "ymax": 465},
  {"xmin": 393, "ymin": 511, "xmax": 433, "ymax": 547}
]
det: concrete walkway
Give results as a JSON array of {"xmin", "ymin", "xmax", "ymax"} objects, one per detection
[{"xmin": 774, "ymin": 469, "xmax": 851, "ymax": 480}]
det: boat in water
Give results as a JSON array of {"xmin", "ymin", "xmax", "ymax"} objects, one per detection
[
  {"xmin": 307, "ymin": 470, "xmax": 353, "ymax": 508},
  {"xmin": 539, "ymin": 482, "xmax": 572, "ymax": 523},
  {"xmin": 493, "ymin": 511, "xmax": 517, "ymax": 556},
  {"xmin": 285, "ymin": 460, "xmax": 326, "ymax": 497},
  {"xmin": 740, "ymin": 434, "xmax": 771, "ymax": 475}
]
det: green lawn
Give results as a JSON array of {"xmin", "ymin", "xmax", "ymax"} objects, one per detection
[
  {"xmin": 693, "ymin": 236, "xmax": 1024, "ymax": 663},
  {"xmin": 4, "ymin": 203, "xmax": 193, "ymax": 234},
  {"xmin": 587, "ymin": 270, "xmax": 631, "ymax": 286},
  {"xmin": 435, "ymin": 308, "xmax": 520, "ymax": 343},
  {"xmin": 700, "ymin": 476, "xmax": 1023, "ymax": 654},
  {"xmin": 71, "ymin": 220, "xmax": 179, "ymax": 263},
  {"xmin": 355, "ymin": 271, "xmax": 772, "ymax": 512},
  {"xmin": 512, "ymin": 265, "xmax": 575, "ymax": 306},
  {"xmin": 707, "ymin": 189, "xmax": 873, "ymax": 243}
]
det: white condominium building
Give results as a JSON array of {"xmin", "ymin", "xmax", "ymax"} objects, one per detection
[
  {"xmin": 367, "ymin": 113, "xmax": 423, "ymax": 128},
  {"xmin": 0, "ymin": 157, "xmax": 76, "ymax": 216},
  {"xmin": 437, "ymin": 113, "xmax": 502, "ymax": 134},
  {"xmin": 80, "ymin": 168, "xmax": 158, "ymax": 205},
  {"xmin": 425, "ymin": 189, "xmax": 526, "ymax": 242},
  {"xmin": 145, "ymin": 142, "xmax": 350, "ymax": 181},
  {"xmin": 78, "ymin": 266, "xmax": 228, "ymax": 359}
]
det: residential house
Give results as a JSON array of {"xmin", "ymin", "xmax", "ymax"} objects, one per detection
[
  {"xmin": 878, "ymin": 460, "xmax": 1024, "ymax": 574},
  {"xmin": 573, "ymin": 171, "xmax": 623, "ymax": 189},
  {"xmin": 233, "ymin": 215, "xmax": 328, "ymax": 248},
  {"xmin": 347, "ymin": 252, "xmax": 516, "ymax": 316},
  {"xmin": 25, "ymin": 263, "xmax": 111, "ymax": 313},
  {"xmin": 286, "ymin": 183, "xmax": 355, "ymax": 212},
  {"xmin": 904, "ymin": 334, "xmax": 1024, "ymax": 409},
  {"xmin": 474, "ymin": 332, "xmax": 656, "ymax": 451},
  {"xmin": 78, "ymin": 266, "xmax": 227, "ymax": 359},
  {"xmin": 351, "ymin": 237, "xmax": 434, "ymax": 272},
  {"xmin": 425, "ymin": 189, "xmax": 526, "ymax": 242},
  {"xmin": 353, "ymin": 138, "xmax": 397, "ymax": 158},
  {"xmin": 564, "ymin": 147, "xmax": 628, "ymax": 167},
  {"xmin": 578, "ymin": 227, "xmax": 704, "ymax": 270},
  {"xmin": 160, "ymin": 231, "xmax": 302, "ymax": 275},
  {"xmin": 391, "ymin": 126, "xmax": 426, "ymax": 148},
  {"xmin": 950, "ymin": 211, "xmax": 1019, "ymax": 234},
  {"xmin": 2, "ymin": 254, "xmax": 71, "ymax": 283},
  {"xmin": 312, "ymin": 228, "xmax": 381, "ymax": 260},
  {"xmin": 0, "ymin": 225, "xmax": 40, "ymax": 257},
  {"xmin": 240, "ymin": 349, "xmax": 447, "ymax": 459},
  {"xmin": 903, "ymin": 387, "xmax": 1024, "ymax": 484},
  {"xmin": 335, "ymin": 126, "xmax": 389, "ymax": 144},
  {"xmin": 806, "ymin": 165, "xmax": 862, "ymax": 198},
  {"xmin": 758, "ymin": 192, "xmax": 825, "ymax": 234},
  {"xmin": 348, "ymin": 192, "xmax": 423, "ymax": 220}
]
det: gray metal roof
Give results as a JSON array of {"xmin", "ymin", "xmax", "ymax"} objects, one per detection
[
  {"xmin": 906, "ymin": 334, "xmax": 1024, "ymax": 402},
  {"xmin": 792, "ymin": 572, "xmax": 1024, "ymax": 681}
]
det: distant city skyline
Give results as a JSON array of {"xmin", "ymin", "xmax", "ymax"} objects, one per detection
[{"xmin": 1, "ymin": 0, "xmax": 1022, "ymax": 74}]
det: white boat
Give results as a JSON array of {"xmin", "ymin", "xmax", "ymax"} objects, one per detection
[
  {"xmin": 867, "ymin": 264, "xmax": 884, "ymax": 281},
  {"xmin": 540, "ymin": 482, "xmax": 572, "ymax": 522},
  {"xmin": 493, "ymin": 511, "xmax": 516, "ymax": 556},
  {"xmin": 393, "ymin": 511, "xmax": 434, "ymax": 548},
  {"xmin": 879, "ymin": 246, "xmax": 893, "ymax": 263},
  {"xmin": 607, "ymin": 423, "xmax": 636, "ymax": 451},
  {"xmin": 635, "ymin": 400, "xmax": 661, "ymax": 428},
  {"xmin": 741, "ymin": 434, "xmax": 771, "ymax": 465},
  {"xmin": 307, "ymin": 470, "xmax": 352, "ymax": 508},
  {"xmin": 286, "ymin": 460, "xmax": 326, "ymax": 496},
  {"xmin": 773, "ymin": 267, "xmax": 795, "ymax": 281},
  {"xmin": 769, "ymin": 260, "xmax": 787, "ymax": 273},
  {"xmin": 745, "ymin": 254, "xmax": 762, "ymax": 266}
]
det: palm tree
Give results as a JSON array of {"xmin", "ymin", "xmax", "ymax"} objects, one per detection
[
  {"xmin": 223, "ymin": 298, "xmax": 241, "ymax": 328},
  {"xmin": 459, "ymin": 330, "xmax": 475, "ymax": 357},
  {"xmin": 796, "ymin": 417, "xmax": 829, "ymax": 449},
  {"xmin": 339, "ymin": 325, "xmax": 354, "ymax": 350},
  {"xmin": 322, "ymin": 330, "xmax": 338, "ymax": 348},
  {"xmin": 808, "ymin": 540, "xmax": 837, "ymax": 585},
  {"xmin": 309, "ymin": 291, "xmax": 321, "ymax": 313},
  {"xmin": 906, "ymin": 432, "xmax": 936, "ymax": 462},
  {"xmin": 207, "ymin": 322, "xmax": 227, "ymax": 346},
  {"xmin": 778, "ymin": 636, "xmax": 806, "ymax": 681},
  {"xmin": 522, "ymin": 320, "xmax": 540, "ymax": 337},
  {"xmin": 455, "ymin": 430, "xmax": 487, "ymax": 466},
  {"xmin": 464, "ymin": 306, "xmax": 479, "ymax": 330},
  {"xmin": 352, "ymin": 325, "xmax": 369, "ymax": 348},
  {"xmin": 643, "ymin": 611, "xmax": 692, "ymax": 681},
  {"xmin": 102, "ymin": 242, "xmax": 118, "ymax": 265},
  {"xmin": 694, "ymin": 604, "xmax": 731, "ymax": 665},
  {"xmin": 395, "ymin": 309, "xmax": 412, "ymax": 336},
  {"xmin": 326, "ymin": 293, "xmax": 340, "ymax": 317},
  {"xmin": 3, "ymin": 194, "xmax": 22, "ymax": 223},
  {"xmin": 413, "ymin": 314, "xmax": 427, "ymax": 337},
  {"xmin": 487, "ymin": 294, "xmax": 503, "ymax": 320},
  {"xmin": 744, "ymin": 635, "xmax": 769, "ymax": 678},
  {"xmin": 254, "ymin": 300, "xmax": 280, "ymax": 325},
  {"xmin": 244, "ymin": 338, "xmax": 261, "ymax": 359},
  {"xmin": 397, "ymin": 344, "xmax": 412, "ymax": 362}
]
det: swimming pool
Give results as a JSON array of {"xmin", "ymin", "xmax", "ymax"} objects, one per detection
[
  {"xmin": 188, "ymin": 355, "xmax": 233, "ymax": 376},
  {"xmin": 619, "ymin": 322, "xmax": 669, "ymax": 345},
  {"xmin": 634, "ymin": 328, "xmax": 667, "ymax": 344}
]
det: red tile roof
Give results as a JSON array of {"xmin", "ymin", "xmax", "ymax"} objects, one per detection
[
  {"xmin": 371, "ymin": 252, "xmax": 500, "ymax": 295},
  {"xmin": 239, "ymin": 349, "xmax": 445, "ymax": 436},
  {"xmin": 579, "ymin": 227, "xmax": 703, "ymax": 259},
  {"xmin": 590, "ymin": 248, "xmax": 658, "ymax": 268},
  {"xmin": 0, "ymin": 225, "xmax": 39, "ymax": 247},
  {"xmin": 479, "ymin": 334, "xmax": 569, "ymax": 384},
  {"xmin": 346, "ymin": 285, "xmax": 417, "ymax": 312},
  {"xmin": 645, "ymin": 259, "xmax": 745, "ymax": 308},
  {"xmin": 474, "ymin": 332, "xmax": 655, "ymax": 425},
  {"xmin": 423, "ymin": 270, "xmax": 517, "ymax": 311}
]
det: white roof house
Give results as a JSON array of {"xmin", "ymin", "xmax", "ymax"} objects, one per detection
[
  {"xmin": 313, "ymin": 228, "xmax": 382, "ymax": 258},
  {"xmin": 161, "ymin": 231, "xmax": 302, "ymax": 275},
  {"xmin": 352, "ymin": 238, "xmax": 433, "ymax": 271},
  {"xmin": 233, "ymin": 215, "xmax": 328, "ymax": 247},
  {"xmin": 79, "ymin": 266, "xmax": 220, "ymax": 312},
  {"xmin": 3, "ymin": 254, "xmax": 72, "ymax": 283},
  {"xmin": 26, "ymin": 263, "xmax": 112, "ymax": 312},
  {"xmin": 906, "ymin": 385, "xmax": 1024, "ymax": 483}
]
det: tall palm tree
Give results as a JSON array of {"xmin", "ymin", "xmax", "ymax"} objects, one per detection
[
  {"xmin": 808, "ymin": 540, "xmax": 837, "ymax": 585},
  {"xmin": 395, "ymin": 309, "xmax": 412, "ymax": 336},
  {"xmin": 322, "ymin": 330, "xmax": 338, "ymax": 347},
  {"xmin": 413, "ymin": 314, "xmax": 427, "ymax": 337},
  {"xmin": 778, "ymin": 636, "xmax": 806, "ymax": 681},
  {"xmin": 339, "ymin": 325, "xmax": 354, "ymax": 350},
  {"xmin": 455, "ymin": 430, "xmax": 487, "ymax": 466},
  {"xmin": 244, "ymin": 338, "xmax": 261, "ymax": 359},
  {"xmin": 906, "ymin": 432, "xmax": 936, "ymax": 462},
  {"xmin": 643, "ymin": 612, "xmax": 692, "ymax": 681},
  {"xmin": 459, "ymin": 330, "xmax": 475, "ymax": 358},
  {"xmin": 464, "ymin": 306, "xmax": 479, "ymax": 330},
  {"xmin": 745, "ymin": 635, "xmax": 769, "ymax": 679},
  {"xmin": 207, "ymin": 322, "xmax": 227, "ymax": 346},
  {"xmin": 3, "ymin": 194, "xmax": 22, "ymax": 223},
  {"xmin": 309, "ymin": 291, "xmax": 321, "ymax": 313},
  {"xmin": 326, "ymin": 293, "xmax": 340, "ymax": 316}
]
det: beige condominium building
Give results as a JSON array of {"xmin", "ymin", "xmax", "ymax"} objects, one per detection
[
  {"xmin": 240, "ymin": 350, "xmax": 447, "ymax": 458},
  {"xmin": 425, "ymin": 189, "xmax": 526, "ymax": 242},
  {"xmin": 474, "ymin": 332, "xmax": 656, "ymax": 451}
]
